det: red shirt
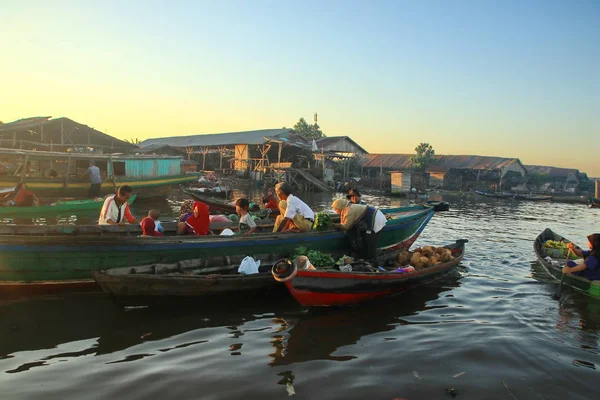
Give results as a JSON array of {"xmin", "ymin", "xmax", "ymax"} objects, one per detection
[
  {"xmin": 13, "ymin": 188, "xmax": 34, "ymax": 206},
  {"xmin": 264, "ymin": 196, "xmax": 279, "ymax": 211}
]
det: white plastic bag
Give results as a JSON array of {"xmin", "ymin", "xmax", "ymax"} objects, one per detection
[{"xmin": 238, "ymin": 256, "xmax": 261, "ymax": 275}]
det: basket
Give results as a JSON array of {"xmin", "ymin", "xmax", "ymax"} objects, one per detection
[{"xmin": 544, "ymin": 248, "xmax": 566, "ymax": 258}]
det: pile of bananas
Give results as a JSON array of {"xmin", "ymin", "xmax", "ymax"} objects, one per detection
[{"xmin": 543, "ymin": 240, "xmax": 567, "ymax": 249}]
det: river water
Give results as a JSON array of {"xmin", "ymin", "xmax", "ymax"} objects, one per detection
[{"xmin": 1, "ymin": 192, "xmax": 600, "ymax": 399}]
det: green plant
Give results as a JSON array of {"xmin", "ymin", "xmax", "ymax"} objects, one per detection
[
  {"xmin": 292, "ymin": 246, "xmax": 336, "ymax": 269},
  {"xmin": 313, "ymin": 212, "xmax": 332, "ymax": 231}
]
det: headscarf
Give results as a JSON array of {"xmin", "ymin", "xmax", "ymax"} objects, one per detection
[
  {"xmin": 141, "ymin": 217, "xmax": 163, "ymax": 236},
  {"xmin": 587, "ymin": 234, "xmax": 600, "ymax": 259},
  {"xmin": 332, "ymin": 198, "xmax": 351, "ymax": 211},
  {"xmin": 185, "ymin": 201, "xmax": 210, "ymax": 235},
  {"xmin": 179, "ymin": 199, "xmax": 194, "ymax": 217}
]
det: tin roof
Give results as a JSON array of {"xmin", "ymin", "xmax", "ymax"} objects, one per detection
[
  {"xmin": 139, "ymin": 129, "xmax": 308, "ymax": 148},
  {"xmin": 364, "ymin": 154, "xmax": 526, "ymax": 173},
  {"xmin": 315, "ymin": 136, "xmax": 368, "ymax": 154},
  {"xmin": 525, "ymin": 165, "xmax": 581, "ymax": 178}
]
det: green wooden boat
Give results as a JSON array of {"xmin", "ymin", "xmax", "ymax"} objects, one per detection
[
  {"xmin": 0, "ymin": 194, "xmax": 136, "ymax": 217},
  {"xmin": 0, "ymin": 205, "xmax": 435, "ymax": 294},
  {"xmin": 534, "ymin": 228, "xmax": 600, "ymax": 299}
]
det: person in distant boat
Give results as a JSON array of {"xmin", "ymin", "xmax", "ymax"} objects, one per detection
[
  {"xmin": 273, "ymin": 182, "xmax": 314, "ymax": 233},
  {"xmin": 85, "ymin": 160, "xmax": 102, "ymax": 198},
  {"xmin": 564, "ymin": 234, "xmax": 600, "ymax": 280},
  {"xmin": 331, "ymin": 198, "xmax": 387, "ymax": 260},
  {"xmin": 46, "ymin": 169, "xmax": 59, "ymax": 179},
  {"xmin": 98, "ymin": 185, "xmax": 138, "ymax": 225},
  {"xmin": 11, "ymin": 183, "xmax": 39, "ymax": 207},
  {"xmin": 140, "ymin": 209, "xmax": 164, "ymax": 237},
  {"xmin": 178, "ymin": 200, "xmax": 211, "ymax": 235},
  {"xmin": 14, "ymin": 161, "xmax": 32, "ymax": 177},
  {"xmin": 347, "ymin": 188, "xmax": 366, "ymax": 205},
  {"xmin": 262, "ymin": 188, "xmax": 279, "ymax": 211},
  {"xmin": 236, "ymin": 198, "xmax": 257, "ymax": 236}
]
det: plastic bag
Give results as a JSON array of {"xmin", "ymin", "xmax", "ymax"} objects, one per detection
[{"xmin": 238, "ymin": 256, "xmax": 261, "ymax": 275}]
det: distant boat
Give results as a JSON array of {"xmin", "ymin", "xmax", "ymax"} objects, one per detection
[{"xmin": 473, "ymin": 190, "xmax": 514, "ymax": 199}]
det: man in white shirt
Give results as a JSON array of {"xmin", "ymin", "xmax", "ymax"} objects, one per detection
[
  {"xmin": 273, "ymin": 182, "xmax": 315, "ymax": 233},
  {"xmin": 98, "ymin": 185, "xmax": 138, "ymax": 225}
]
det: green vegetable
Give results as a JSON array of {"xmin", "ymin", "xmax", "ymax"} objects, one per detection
[
  {"xmin": 292, "ymin": 246, "xmax": 336, "ymax": 269},
  {"xmin": 313, "ymin": 212, "xmax": 333, "ymax": 231}
]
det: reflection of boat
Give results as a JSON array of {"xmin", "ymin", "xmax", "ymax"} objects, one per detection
[
  {"xmin": 588, "ymin": 197, "xmax": 600, "ymax": 208},
  {"xmin": 269, "ymin": 274, "xmax": 462, "ymax": 366},
  {"xmin": 273, "ymin": 239, "xmax": 467, "ymax": 307},
  {"xmin": 533, "ymin": 228, "xmax": 600, "ymax": 299},
  {"xmin": 423, "ymin": 200, "xmax": 450, "ymax": 211},
  {"xmin": 0, "ymin": 194, "xmax": 136, "ymax": 217},
  {"xmin": 93, "ymin": 254, "xmax": 284, "ymax": 307},
  {"xmin": 0, "ymin": 148, "xmax": 196, "ymax": 199},
  {"xmin": 0, "ymin": 206, "xmax": 435, "ymax": 293}
]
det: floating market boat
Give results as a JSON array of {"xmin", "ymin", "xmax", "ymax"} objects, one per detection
[
  {"xmin": 533, "ymin": 228, "xmax": 600, "ymax": 299},
  {"xmin": 93, "ymin": 253, "xmax": 283, "ymax": 307},
  {"xmin": 423, "ymin": 200, "xmax": 450, "ymax": 211},
  {"xmin": 272, "ymin": 239, "xmax": 467, "ymax": 307},
  {"xmin": 0, "ymin": 205, "xmax": 435, "ymax": 294},
  {"xmin": 473, "ymin": 190, "xmax": 514, "ymax": 199},
  {"xmin": 0, "ymin": 194, "xmax": 136, "ymax": 217},
  {"xmin": 0, "ymin": 148, "xmax": 196, "ymax": 199},
  {"xmin": 184, "ymin": 189, "xmax": 279, "ymax": 217}
]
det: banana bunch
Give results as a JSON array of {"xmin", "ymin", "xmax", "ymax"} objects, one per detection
[{"xmin": 543, "ymin": 240, "xmax": 567, "ymax": 249}]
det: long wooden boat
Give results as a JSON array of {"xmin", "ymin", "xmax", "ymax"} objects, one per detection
[
  {"xmin": 423, "ymin": 200, "xmax": 450, "ymax": 211},
  {"xmin": 473, "ymin": 190, "xmax": 514, "ymax": 199},
  {"xmin": 92, "ymin": 253, "xmax": 284, "ymax": 307},
  {"xmin": 533, "ymin": 228, "xmax": 600, "ymax": 299},
  {"xmin": 184, "ymin": 189, "xmax": 280, "ymax": 217},
  {"xmin": 0, "ymin": 148, "xmax": 196, "ymax": 199},
  {"xmin": 588, "ymin": 197, "xmax": 600, "ymax": 208},
  {"xmin": 513, "ymin": 193, "xmax": 552, "ymax": 201},
  {"xmin": 183, "ymin": 186, "xmax": 231, "ymax": 199},
  {"xmin": 0, "ymin": 194, "xmax": 136, "ymax": 217},
  {"xmin": 272, "ymin": 239, "xmax": 467, "ymax": 307},
  {"xmin": 0, "ymin": 206, "xmax": 435, "ymax": 294}
]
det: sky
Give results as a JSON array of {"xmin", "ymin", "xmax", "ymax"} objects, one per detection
[{"xmin": 1, "ymin": 1, "xmax": 599, "ymax": 175}]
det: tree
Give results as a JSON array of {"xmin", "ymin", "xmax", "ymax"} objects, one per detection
[
  {"xmin": 410, "ymin": 143, "xmax": 435, "ymax": 172},
  {"xmin": 125, "ymin": 138, "xmax": 141, "ymax": 144},
  {"xmin": 293, "ymin": 117, "xmax": 326, "ymax": 139}
]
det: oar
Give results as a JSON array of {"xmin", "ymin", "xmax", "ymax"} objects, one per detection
[{"xmin": 552, "ymin": 248, "xmax": 571, "ymax": 300}]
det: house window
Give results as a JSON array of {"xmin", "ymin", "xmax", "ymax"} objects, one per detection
[{"xmin": 112, "ymin": 162, "xmax": 126, "ymax": 176}]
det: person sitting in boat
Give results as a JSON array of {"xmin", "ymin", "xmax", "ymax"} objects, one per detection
[
  {"xmin": 346, "ymin": 188, "xmax": 366, "ymax": 205},
  {"xmin": 140, "ymin": 210, "xmax": 164, "ymax": 237},
  {"xmin": 262, "ymin": 188, "xmax": 279, "ymax": 211},
  {"xmin": 273, "ymin": 182, "xmax": 315, "ymax": 233},
  {"xmin": 563, "ymin": 234, "xmax": 600, "ymax": 280},
  {"xmin": 178, "ymin": 200, "xmax": 211, "ymax": 235},
  {"xmin": 98, "ymin": 185, "xmax": 138, "ymax": 225},
  {"xmin": 11, "ymin": 183, "xmax": 39, "ymax": 207},
  {"xmin": 330, "ymin": 198, "xmax": 387, "ymax": 260},
  {"xmin": 236, "ymin": 198, "xmax": 257, "ymax": 236}
]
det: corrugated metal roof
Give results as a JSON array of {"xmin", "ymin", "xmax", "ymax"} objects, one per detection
[
  {"xmin": 134, "ymin": 144, "xmax": 185, "ymax": 155},
  {"xmin": 139, "ymin": 129, "xmax": 302, "ymax": 148},
  {"xmin": 316, "ymin": 136, "xmax": 368, "ymax": 154},
  {"xmin": 364, "ymin": 154, "xmax": 526, "ymax": 173},
  {"xmin": 0, "ymin": 116, "xmax": 51, "ymax": 133},
  {"xmin": 525, "ymin": 165, "xmax": 579, "ymax": 178}
]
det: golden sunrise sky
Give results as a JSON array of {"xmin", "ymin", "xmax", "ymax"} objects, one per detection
[{"xmin": 1, "ymin": 1, "xmax": 598, "ymax": 175}]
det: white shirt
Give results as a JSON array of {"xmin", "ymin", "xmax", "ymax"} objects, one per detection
[
  {"xmin": 98, "ymin": 195, "xmax": 133, "ymax": 225},
  {"xmin": 284, "ymin": 194, "xmax": 315, "ymax": 220}
]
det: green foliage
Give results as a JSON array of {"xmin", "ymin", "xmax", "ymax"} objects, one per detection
[
  {"xmin": 410, "ymin": 143, "xmax": 435, "ymax": 172},
  {"xmin": 292, "ymin": 246, "xmax": 336, "ymax": 269},
  {"xmin": 126, "ymin": 138, "xmax": 141, "ymax": 144},
  {"xmin": 313, "ymin": 212, "xmax": 332, "ymax": 231},
  {"xmin": 293, "ymin": 117, "xmax": 326, "ymax": 139}
]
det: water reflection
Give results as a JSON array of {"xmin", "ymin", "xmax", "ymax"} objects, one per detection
[{"xmin": 270, "ymin": 273, "xmax": 462, "ymax": 366}]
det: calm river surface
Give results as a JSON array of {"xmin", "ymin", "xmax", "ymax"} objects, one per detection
[{"xmin": 1, "ymin": 191, "xmax": 600, "ymax": 399}]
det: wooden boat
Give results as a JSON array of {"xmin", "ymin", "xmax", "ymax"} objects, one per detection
[
  {"xmin": 533, "ymin": 228, "xmax": 600, "ymax": 299},
  {"xmin": 183, "ymin": 186, "xmax": 231, "ymax": 199},
  {"xmin": 473, "ymin": 190, "xmax": 514, "ymax": 199},
  {"xmin": 0, "ymin": 194, "xmax": 136, "ymax": 217},
  {"xmin": 513, "ymin": 193, "xmax": 552, "ymax": 201},
  {"xmin": 588, "ymin": 197, "xmax": 600, "ymax": 208},
  {"xmin": 0, "ymin": 206, "xmax": 435, "ymax": 294},
  {"xmin": 92, "ymin": 253, "xmax": 284, "ymax": 307},
  {"xmin": 0, "ymin": 187, "xmax": 14, "ymax": 201},
  {"xmin": 423, "ymin": 200, "xmax": 450, "ymax": 211},
  {"xmin": 272, "ymin": 239, "xmax": 467, "ymax": 307},
  {"xmin": 184, "ymin": 189, "xmax": 279, "ymax": 217},
  {"xmin": 0, "ymin": 148, "xmax": 196, "ymax": 199}
]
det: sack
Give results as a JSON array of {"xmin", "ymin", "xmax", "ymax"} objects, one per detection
[{"xmin": 238, "ymin": 256, "xmax": 261, "ymax": 275}]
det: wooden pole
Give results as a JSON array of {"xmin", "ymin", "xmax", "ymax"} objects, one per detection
[
  {"xmin": 20, "ymin": 153, "xmax": 29, "ymax": 183},
  {"xmin": 61, "ymin": 120, "xmax": 64, "ymax": 145},
  {"xmin": 595, "ymin": 180, "xmax": 600, "ymax": 198}
]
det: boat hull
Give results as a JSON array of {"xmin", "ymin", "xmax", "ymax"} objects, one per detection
[
  {"xmin": 280, "ymin": 240, "xmax": 466, "ymax": 306},
  {"xmin": 533, "ymin": 228, "xmax": 600, "ymax": 298},
  {"xmin": 0, "ymin": 194, "xmax": 136, "ymax": 217},
  {"xmin": 0, "ymin": 206, "xmax": 435, "ymax": 292}
]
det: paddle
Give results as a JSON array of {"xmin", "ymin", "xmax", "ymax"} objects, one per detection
[{"xmin": 552, "ymin": 248, "xmax": 571, "ymax": 300}]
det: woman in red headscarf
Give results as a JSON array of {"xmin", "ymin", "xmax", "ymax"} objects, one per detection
[
  {"xmin": 178, "ymin": 200, "xmax": 210, "ymax": 235},
  {"xmin": 565, "ymin": 234, "xmax": 600, "ymax": 280}
]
